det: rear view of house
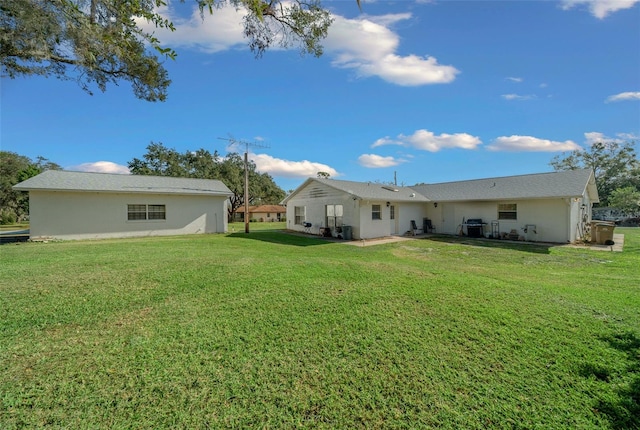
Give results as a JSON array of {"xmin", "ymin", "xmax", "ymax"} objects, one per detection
[
  {"xmin": 283, "ymin": 169, "xmax": 599, "ymax": 244},
  {"xmin": 14, "ymin": 170, "xmax": 233, "ymax": 241}
]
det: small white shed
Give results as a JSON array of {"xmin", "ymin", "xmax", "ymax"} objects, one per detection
[{"xmin": 13, "ymin": 170, "xmax": 233, "ymax": 241}]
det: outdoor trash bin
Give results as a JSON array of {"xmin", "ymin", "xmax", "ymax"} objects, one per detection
[
  {"xmin": 342, "ymin": 226, "xmax": 352, "ymax": 240},
  {"xmin": 594, "ymin": 222, "xmax": 615, "ymax": 245}
]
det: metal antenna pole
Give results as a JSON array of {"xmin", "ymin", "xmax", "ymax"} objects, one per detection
[{"xmin": 217, "ymin": 136, "xmax": 269, "ymax": 233}]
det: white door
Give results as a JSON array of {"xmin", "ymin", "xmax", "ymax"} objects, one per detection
[
  {"xmin": 390, "ymin": 205, "xmax": 398, "ymax": 235},
  {"xmin": 443, "ymin": 204, "xmax": 456, "ymax": 235}
]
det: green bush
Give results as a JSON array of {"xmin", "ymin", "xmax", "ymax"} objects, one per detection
[{"xmin": 0, "ymin": 208, "xmax": 17, "ymax": 225}]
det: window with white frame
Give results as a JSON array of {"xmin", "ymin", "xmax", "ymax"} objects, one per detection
[
  {"xmin": 372, "ymin": 204, "xmax": 381, "ymax": 220},
  {"xmin": 326, "ymin": 204, "xmax": 343, "ymax": 228},
  {"xmin": 294, "ymin": 206, "xmax": 306, "ymax": 225},
  {"xmin": 128, "ymin": 204, "xmax": 166, "ymax": 221},
  {"xmin": 390, "ymin": 205, "xmax": 395, "ymax": 220},
  {"xmin": 498, "ymin": 203, "xmax": 517, "ymax": 220}
]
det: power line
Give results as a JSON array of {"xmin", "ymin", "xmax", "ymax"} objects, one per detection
[{"xmin": 217, "ymin": 136, "xmax": 270, "ymax": 234}]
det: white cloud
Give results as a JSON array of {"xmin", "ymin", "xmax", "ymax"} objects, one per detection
[
  {"xmin": 502, "ymin": 93, "xmax": 535, "ymax": 101},
  {"xmin": 488, "ymin": 135, "xmax": 581, "ymax": 152},
  {"xmin": 139, "ymin": 5, "xmax": 459, "ymax": 86},
  {"xmin": 371, "ymin": 136, "xmax": 397, "ymax": 147},
  {"xmin": 506, "ymin": 77, "xmax": 523, "ymax": 82},
  {"xmin": 616, "ymin": 132, "xmax": 640, "ymax": 140},
  {"xmin": 584, "ymin": 131, "xmax": 608, "ymax": 145},
  {"xmin": 67, "ymin": 161, "xmax": 130, "ymax": 174},
  {"xmin": 372, "ymin": 129, "xmax": 482, "ymax": 152},
  {"xmin": 605, "ymin": 91, "xmax": 640, "ymax": 103},
  {"xmin": 250, "ymin": 153, "xmax": 339, "ymax": 178},
  {"xmin": 584, "ymin": 131, "xmax": 637, "ymax": 145},
  {"xmin": 561, "ymin": 0, "xmax": 640, "ymax": 18},
  {"xmin": 357, "ymin": 154, "xmax": 406, "ymax": 168},
  {"xmin": 137, "ymin": 3, "xmax": 247, "ymax": 53},
  {"xmin": 324, "ymin": 14, "xmax": 459, "ymax": 86}
]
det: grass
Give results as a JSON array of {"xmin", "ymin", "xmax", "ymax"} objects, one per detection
[
  {"xmin": 1, "ymin": 227, "xmax": 638, "ymax": 429},
  {"xmin": 228, "ymin": 221, "xmax": 286, "ymax": 232},
  {"xmin": 0, "ymin": 222, "xmax": 29, "ymax": 231}
]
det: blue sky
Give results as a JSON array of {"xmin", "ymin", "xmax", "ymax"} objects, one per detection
[{"xmin": 2, "ymin": 0, "xmax": 639, "ymax": 192}]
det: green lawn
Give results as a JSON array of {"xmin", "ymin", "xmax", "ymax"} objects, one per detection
[
  {"xmin": 0, "ymin": 222, "xmax": 29, "ymax": 231},
  {"xmin": 229, "ymin": 221, "xmax": 286, "ymax": 232},
  {"xmin": 1, "ymin": 228, "xmax": 638, "ymax": 428}
]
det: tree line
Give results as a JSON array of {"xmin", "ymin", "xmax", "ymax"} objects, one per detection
[
  {"xmin": 550, "ymin": 140, "xmax": 640, "ymax": 215},
  {"xmin": 0, "ymin": 152, "xmax": 61, "ymax": 224},
  {"xmin": 128, "ymin": 142, "xmax": 285, "ymax": 221}
]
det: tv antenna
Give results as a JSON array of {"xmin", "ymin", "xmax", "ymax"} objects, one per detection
[{"xmin": 217, "ymin": 135, "xmax": 270, "ymax": 234}]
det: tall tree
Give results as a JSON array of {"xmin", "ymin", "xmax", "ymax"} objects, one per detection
[
  {"xmin": 550, "ymin": 140, "xmax": 639, "ymax": 206},
  {"xmin": 1, "ymin": 0, "xmax": 332, "ymax": 101},
  {"xmin": 0, "ymin": 151, "xmax": 61, "ymax": 223},
  {"xmin": 128, "ymin": 142, "xmax": 285, "ymax": 220},
  {"xmin": 608, "ymin": 186, "xmax": 640, "ymax": 216}
]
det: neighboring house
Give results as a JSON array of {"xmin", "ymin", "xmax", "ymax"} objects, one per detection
[
  {"xmin": 231, "ymin": 205, "xmax": 287, "ymax": 222},
  {"xmin": 247, "ymin": 205, "xmax": 286, "ymax": 222},
  {"xmin": 13, "ymin": 170, "xmax": 233, "ymax": 241},
  {"xmin": 282, "ymin": 169, "xmax": 599, "ymax": 243}
]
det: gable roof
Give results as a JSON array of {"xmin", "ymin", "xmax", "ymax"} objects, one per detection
[
  {"xmin": 284, "ymin": 169, "xmax": 599, "ymax": 205},
  {"xmin": 13, "ymin": 170, "xmax": 233, "ymax": 196},
  {"xmin": 412, "ymin": 169, "xmax": 599, "ymax": 202},
  {"xmin": 282, "ymin": 178, "xmax": 430, "ymax": 204}
]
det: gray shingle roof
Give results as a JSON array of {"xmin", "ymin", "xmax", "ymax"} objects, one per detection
[
  {"xmin": 284, "ymin": 178, "xmax": 430, "ymax": 203},
  {"xmin": 284, "ymin": 169, "xmax": 598, "ymax": 205},
  {"xmin": 412, "ymin": 169, "xmax": 598, "ymax": 202},
  {"xmin": 14, "ymin": 170, "xmax": 233, "ymax": 196}
]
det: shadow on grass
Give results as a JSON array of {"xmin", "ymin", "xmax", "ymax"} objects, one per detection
[
  {"xmin": 226, "ymin": 230, "xmax": 335, "ymax": 247},
  {"xmin": 586, "ymin": 331, "xmax": 640, "ymax": 429},
  {"xmin": 424, "ymin": 235, "xmax": 553, "ymax": 254}
]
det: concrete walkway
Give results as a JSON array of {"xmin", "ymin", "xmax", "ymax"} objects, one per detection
[
  {"xmin": 343, "ymin": 235, "xmax": 416, "ymax": 247},
  {"xmin": 285, "ymin": 230, "xmax": 625, "ymax": 251},
  {"xmin": 343, "ymin": 233, "xmax": 625, "ymax": 251},
  {"xmin": 560, "ymin": 233, "xmax": 624, "ymax": 252}
]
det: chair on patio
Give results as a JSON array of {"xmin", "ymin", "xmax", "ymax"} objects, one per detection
[
  {"xmin": 424, "ymin": 218, "xmax": 436, "ymax": 234},
  {"xmin": 410, "ymin": 220, "xmax": 423, "ymax": 236}
]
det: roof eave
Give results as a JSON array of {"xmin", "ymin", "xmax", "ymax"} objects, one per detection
[{"xmin": 13, "ymin": 186, "xmax": 233, "ymax": 196}]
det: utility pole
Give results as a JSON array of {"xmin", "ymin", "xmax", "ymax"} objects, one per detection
[{"xmin": 217, "ymin": 136, "xmax": 269, "ymax": 233}]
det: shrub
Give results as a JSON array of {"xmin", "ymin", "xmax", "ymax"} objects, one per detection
[{"xmin": 0, "ymin": 209, "xmax": 17, "ymax": 225}]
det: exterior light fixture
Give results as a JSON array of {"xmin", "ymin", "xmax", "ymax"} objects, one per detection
[{"xmin": 434, "ymin": 202, "xmax": 438, "ymax": 208}]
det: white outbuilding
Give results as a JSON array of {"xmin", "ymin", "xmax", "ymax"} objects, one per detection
[{"xmin": 14, "ymin": 170, "xmax": 233, "ymax": 241}]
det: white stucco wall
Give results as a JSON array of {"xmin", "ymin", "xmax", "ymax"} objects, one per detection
[
  {"xmin": 433, "ymin": 199, "xmax": 572, "ymax": 243},
  {"xmin": 285, "ymin": 182, "xmax": 430, "ymax": 240},
  {"xmin": 568, "ymin": 194, "xmax": 594, "ymax": 243},
  {"xmin": 286, "ymin": 184, "xmax": 360, "ymax": 237},
  {"xmin": 358, "ymin": 201, "xmax": 428, "ymax": 239},
  {"xmin": 28, "ymin": 190, "xmax": 229, "ymax": 240}
]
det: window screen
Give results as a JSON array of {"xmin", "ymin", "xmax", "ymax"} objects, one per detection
[
  {"xmin": 498, "ymin": 203, "xmax": 517, "ymax": 220},
  {"xmin": 128, "ymin": 204, "xmax": 166, "ymax": 221},
  {"xmin": 372, "ymin": 204, "xmax": 381, "ymax": 220}
]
